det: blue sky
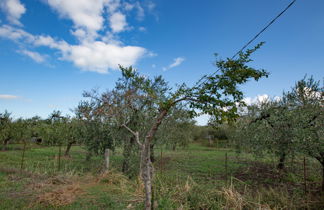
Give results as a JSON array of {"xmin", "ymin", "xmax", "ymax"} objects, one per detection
[{"xmin": 0, "ymin": 0, "xmax": 323, "ymax": 124}]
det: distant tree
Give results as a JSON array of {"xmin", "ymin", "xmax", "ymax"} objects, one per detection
[
  {"xmin": 155, "ymin": 107, "xmax": 195, "ymax": 152},
  {"xmin": 0, "ymin": 111, "xmax": 13, "ymax": 151},
  {"xmin": 64, "ymin": 117, "xmax": 83, "ymax": 157},
  {"xmin": 243, "ymin": 99, "xmax": 296, "ymax": 169},
  {"xmin": 75, "ymin": 102, "xmax": 113, "ymax": 161}
]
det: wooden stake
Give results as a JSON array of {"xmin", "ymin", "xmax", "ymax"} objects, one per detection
[
  {"xmin": 303, "ymin": 157, "xmax": 307, "ymax": 195},
  {"xmin": 20, "ymin": 140, "xmax": 27, "ymax": 172},
  {"xmin": 104, "ymin": 148, "xmax": 110, "ymax": 171},
  {"xmin": 58, "ymin": 144, "xmax": 62, "ymax": 171},
  {"xmin": 160, "ymin": 146, "xmax": 163, "ymax": 175},
  {"xmin": 225, "ymin": 152, "xmax": 228, "ymax": 185}
]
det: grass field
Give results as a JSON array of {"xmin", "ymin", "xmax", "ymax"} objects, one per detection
[{"xmin": 0, "ymin": 143, "xmax": 323, "ymax": 209}]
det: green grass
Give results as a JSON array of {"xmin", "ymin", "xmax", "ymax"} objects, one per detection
[{"xmin": 0, "ymin": 142, "xmax": 323, "ymax": 209}]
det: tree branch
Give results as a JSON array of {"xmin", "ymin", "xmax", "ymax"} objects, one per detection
[{"xmin": 122, "ymin": 124, "xmax": 142, "ymax": 147}]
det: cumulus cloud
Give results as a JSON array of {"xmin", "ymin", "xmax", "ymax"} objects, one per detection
[
  {"xmin": 0, "ymin": 24, "xmax": 34, "ymax": 42},
  {"xmin": 0, "ymin": 25, "xmax": 146, "ymax": 73},
  {"xmin": 123, "ymin": 1, "xmax": 144, "ymax": 20},
  {"xmin": 65, "ymin": 41, "xmax": 146, "ymax": 73},
  {"xmin": 109, "ymin": 12, "xmax": 127, "ymax": 33},
  {"xmin": 0, "ymin": 1, "xmax": 152, "ymax": 73},
  {"xmin": 243, "ymin": 94, "xmax": 271, "ymax": 106},
  {"xmin": 19, "ymin": 50, "xmax": 46, "ymax": 63},
  {"xmin": 0, "ymin": 94, "xmax": 18, "ymax": 99},
  {"xmin": 163, "ymin": 57, "xmax": 185, "ymax": 71},
  {"xmin": 46, "ymin": 0, "xmax": 108, "ymax": 33},
  {"xmin": 0, "ymin": 0, "xmax": 26, "ymax": 25}
]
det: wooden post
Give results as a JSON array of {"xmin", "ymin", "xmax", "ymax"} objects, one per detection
[
  {"xmin": 20, "ymin": 140, "xmax": 27, "ymax": 172},
  {"xmin": 104, "ymin": 148, "xmax": 110, "ymax": 171},
  {"xmin": 208, "ymin": 135, "xmax": 212, "ymax": 147},
  {"xmin": 160, "ymin": 146, "xmax": 163, "ymax": 175},
  {"xmin": 225, "ymin": 152, "xmax": 228, "ymax": 185},
  {"xmin": 303, "ymin": 157, "xmax": 307, "ymax": 195},
  {"xmin": 58, "ymin": 144, "xmax": 62, "ymax": 171}
]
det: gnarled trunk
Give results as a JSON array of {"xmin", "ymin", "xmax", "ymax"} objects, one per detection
[
  {"xmin": 64, "ymin": 140, "xmax": 76, "ymax": 156},
  {"xmin": 322, "ymin": 163, "xmax": 324, "ymax": 192},
  {"xmin": 150, "ymin": 143, "xmax": 155, "ymax": 163},
  {"xmin": 141, "ymin": 109, "xmax": 168, "ymax": 210},
  {"xmin": 277, "ymin": 152, "xmax": 286, "ymax": 170},
  {"xmin": 141, "ymin": 141, "xmax": 153, "ymax": 210},
  {"xmin": 2, "ymin": 138, "xmax": 10, "ymax": 151},
  {"xmin": 315, "ymin": 155, "xmax": 324, "ymax": 192}
]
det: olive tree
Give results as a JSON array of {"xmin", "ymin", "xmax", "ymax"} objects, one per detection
[
  {"xmin": 286, "ymin": 77, "xmax": 324, "ymax": 190},
  {"xmin": 81, "ymin": 43, "xmax": 268, "ymax": 209},
  {"xmin": 0, "ymin": 111, "xmax": 13, "ymax": 151},
  {"xmin": 243, "ymin": 99, "xmax": 296, "ymax": 169},
  {"xmin": 75, "ymin": 101, "xmax": 114, "ymax": 162}
]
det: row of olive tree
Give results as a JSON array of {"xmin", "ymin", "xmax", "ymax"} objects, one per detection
[
  {"xmin": 1, "ymin": 44, "xmax": 268, "ymax": 209},
  {"xmin": 232, "ymin": 76, "xmax": 323, "ymax": 190}
]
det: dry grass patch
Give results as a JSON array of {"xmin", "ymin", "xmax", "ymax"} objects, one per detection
[{"xmin": 33, "ymin": 183, "xmax": 84, "ymax": 207}]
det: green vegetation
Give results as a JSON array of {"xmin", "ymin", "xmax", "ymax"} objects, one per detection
[
  {"xmin": 1, "ymin": 47, "xmax": 323, "ymax": 209},
  {"xmin": 0, "ymin": 143, "xmax": 323, "ymax": 209}
]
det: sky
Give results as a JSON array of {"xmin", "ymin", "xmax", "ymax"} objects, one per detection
[{"xmin": 0, "ymin": 0, "xmax": 323, "ymax": 125}]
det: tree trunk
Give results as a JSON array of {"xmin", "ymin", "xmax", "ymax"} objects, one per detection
[
  {"xmin": 64, "ymin": 140, "xmax": 76, "ymax": 156},
  {"xmin": 150, "ymin": 144, "xmax": 155, "ymax": 163},
  {"xmin": 104, "ymin": 148, "xmax": 110, "ymax": 172},
  {"xmin": 141, "ymin": 142, "xmax": 152, "ymax": 210},
  {"xmin": 277, "ymin": 152, "xmax": 286, "ymax": 170},
  {"xmin": 85, "ymin": 152, "xmax": 92, "ymax": 161},
  {"xmin": 2, "ymin": 138, "xmax": 9, "ymax": 151},
  {"xmin": 141, "ymin": 109, "xmax": 168, "ymax": 210},
  {"xmin": 322, "ymin": 163, "xmax": 324, "ymax": 192},
  {"xmin": 122, "ymin": 137, "xmax": 135, "ymax": 175},
  {"xmin": 316, "ymin": 156, "xmax": 324, "ymax": 192},
  {"xmin": 58, "ymin": 144, "xmax": 62, "ymax": 171},
  {"xmin": 172, "ymin": 144, "xmax": 176, "ymax": 151}
]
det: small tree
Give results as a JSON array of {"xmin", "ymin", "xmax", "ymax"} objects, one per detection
[
  {"xmin": 75, "ymin": 101, "xmax": 114, "ymax": 162},
  {"xmin": 286, "ymin": 77, "xmax": 324, "ymax": 190},
  {"xmin": 243, "ymin": 99, "xmax": 296, "ymax": 169}
]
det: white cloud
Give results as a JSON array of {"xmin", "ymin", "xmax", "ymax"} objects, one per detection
[
  {"xmin": 0, "ymin": 1, "xmax": 152, "ymax": 73},
  {"xmin": 134, "ymin": 2, "xmax": 144, "ymax": 20},
  {"xmin": 65, "ymin": 41, "xmax": 146, "ymax": 73},
  {"xmin": 106, "ymin": 0, "xmax": 120, "ymax": 13},
  {"xmin": 0, "ymin": 0, "xmax": 26, "ymax": 25},
  {"xmin": 0, "ymin": 25, "xmax": 34, "ymax": 42},
  {"xmin": 0, "ymin": 25, "xmax": 147, "ymax": 73},
  {"xmin": 243, "ymin": 94, "xmax": 271, "ymax": 106},
  {"xmin": 163, "ymin": 57, "xmax": 185, "ymax": 71},
  {"xmin": 109, "ymin": 12, "xmax": 127, "ymax": 33},
  {"xmin": 146, "ymin": 1, "xmax": 155, "ymax": 12},
  {"xmin": 124, "ymin": 2, "xmax": 134, "ymax": 11},
  {"xmin": 194, "ymin": 114, "xmax": 210, "ymax": 126},
  {"xmin": 123, "ymin": 1, "xmax": 144, "ymax": 20},
  {"xmin": 0, "ymin": 94, "xmax": 18, "ymax": 99},
  {"xmin": 46, "ymin": 0, "xmax": 108, "ymax": 33},
  {"xmin": 46, "ymin": 0, "xmax": 133, "ymax": 36},
  {"xmin": 19, "ymin": 50, "xmax": 46, "ymax": 63}
]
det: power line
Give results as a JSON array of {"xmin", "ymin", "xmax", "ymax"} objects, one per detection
[
  {"xmin": 231, "ymin": 0, "xmax": 296, "ymax": 59},
  {"xmin": 193, "ymin": 0, "xmax": 297, "ymax": 89}
]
